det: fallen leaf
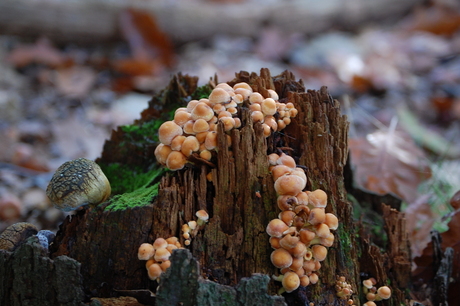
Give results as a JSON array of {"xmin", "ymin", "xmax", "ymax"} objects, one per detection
[
  {"xmin": 405, "ymin": 194, "xmax": 435, "ymax": 258},
  {"xmin": 349, "ymin": 122, "xmax": 431, "ymax": 203},
  {"xmin": 119, "ymin": 9, "xmax": 175, "ymax": 67},
  {"xmin": 7, "ymin": 37, "xmax": 66, "ymax": 68},
  {"xmin": 54, "ymin": 66, "xmax": 97, "ymax": 98},
  {"xmin": 402, "ymin": 4, "xmax": 460, "ymax": 36}
]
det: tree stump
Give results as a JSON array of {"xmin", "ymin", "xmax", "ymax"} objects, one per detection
[{"xmin": 37, "ymin": 68, "xmax": 410, "ymax": 305}]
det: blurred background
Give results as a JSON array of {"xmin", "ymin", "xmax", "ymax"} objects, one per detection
[{"xmin": 0, "ymin": 0, "xmax": 460, "ymax": 278}]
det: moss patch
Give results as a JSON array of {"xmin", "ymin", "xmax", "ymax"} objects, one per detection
[
  {"xmin": 100, "ymin": 163, "xmax": 165, "ymax": 211},
  {"xmin": 191, "ymin": 84, "xmax": 213, "ymax": 100}
]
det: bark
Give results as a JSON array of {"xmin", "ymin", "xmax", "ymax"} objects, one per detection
[
  {"xmin": 0, "ymin": 0, "xmax": 423, "ymax": 44},
  {"xmin": 0, "ymin": 236, "xmax": 84, "ymax": 306}
]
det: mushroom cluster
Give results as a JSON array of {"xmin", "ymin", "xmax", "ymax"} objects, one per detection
[
  {"xmin": 138, "ymin": 237, "xmax": 184, "ymax": 281},
  {"xmin": 362, "ymin": 277, "xmax": 392, "ymax": 305},
  {"xmin": 335, "ymin": 276, "xmax": 355, "ymax": 305},
  {"xmin": 181, "ymin": 209, "xmax": 209, "ymax": 246},
  {"xmin": 266, "ymin": 153, "xmax": 338, "ymax": 294},
  {"xmin": 138, "ymin": 210, "xmax": 209, "ymax": 281},
  {"xmin": 154, "ymin": 82, "xmax": 298, "ymax": 170}
]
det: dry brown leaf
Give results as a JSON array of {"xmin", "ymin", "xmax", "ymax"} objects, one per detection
[
  {"xmin": 54, "ymin": 66, "xmax": 97, "ymax": 98},
  {"xmin": 119, "ymin": 9, "xmax": 175, "ymax": 67},
  {"xmin": 405, "ymin": 194, "xmax": 435, "ymax": 258},
  {"xmin": 349, "ymin": 128, "xmax": 431, "ymax": 203},
  {"xmin": 7, "ymin": 37, "xmax": 66, "ymax": 68},
  {"xmin": 402, "ymin": 4, "xmax": 460, "ymax": 36}
]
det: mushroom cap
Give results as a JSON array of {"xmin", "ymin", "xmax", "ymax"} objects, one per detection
[
  {"xmin": 158, "ymin": 121, "xmax": 183, "ymax": 145},
  {"xmin": 362, "ymin": 279, "xmax": 373, "ymax": 289},
  {"xmin": 0, "ymin": 222, "xmax": 38, "ymax": 251},
  {"xmin": 208, "ymin": 87, "xmax": 231, "ymax": 105},
  {"xmin": 308, "ymin": 208, "xmax": 326, "ymax": 225},
  {"xmin": 315, "ymin": 223, "xmax": 331, "ymax": 238},
  {"xmin": 138, "ymin": 243, "xmax": 155, "ymax": 260},
  {"xmin": 46, "ymin": 158, "xmax": 111, "ymax": 212},
  {"xmin": 261, "ymin": 98, "xmax": 277, "ymax": 116},
  {"xmin": 174, "ymin": 110, "xmax": 192, "ymax": 127},
  {"xmin": 274, "ymin": 174, "xmax": 306, "ymax": 196},
  {"xmin": 308, "ymin": 189, "xmax": 328, "ymax": 208},
  {"xmin": 266, "ymin": 218, "xmax": 289, "ymax": 238},
  {"xmin": 271, "ymin": 165, "xmax": 293, "ymax": 182},
  {"xmin": 279, "ymin": 234, "xmax": 300, "ymax": 249},
  {"xmin": 282, "ymin": 271, "xmax": 300, "ymax": 293},
  {"xmin": 249, "ymin": 92, "xmax": 264, "ymax": 104},
  {"xmin": 153, "ymin": 238, "xmax": 168, "ymax": 249},
  {"xmin": 309, "ymin": 272, "xmax": 319, "ymax": 284},
  {"xmin": 311, "ymin": 244, "xmax": 328, "ymax": 261},
  {"xmin": 377, "ymin": 286, "xmax": 391, "ymax": 299},
  {"xmin": 181, "ymin": 136, "xmax": 200, "ymax": 157},
  {"xmin": 325, "ymin": 213, "xmax": 339, "ymax": 230},
  {"xmin": 196, "ymin": 209, "xmax": 209, "ymax": 222},
  {"xmin": 299, "ymin": 228, "xmax": 316, "ymax": 245},
  {"xmin": 154, "ymin": 247, "xmax": 171, "ymax": 262},
  {"xmin": 166, "ymin": 151, "xmax": 187, "ymax": 171},
  {"xmin": 170, "ymin": 135, "xmax": 187, "ymax": 151},
  {"xmin": 270, "ymin": 248, "xmax": 293, "ymax": 269},
  {"xmin": 155, "ymin": 143, "xmax": 173, "ymax": 164},
  {"xmin": 193, "ymin": 119, "xmax": 210, "ymax": 133},
  {"xmin": 191, "ymin": 102, "xmax": 214, "ymax": 121},
  {"xmin": 147, "ymin": 263, "xmax": 163, "ymax": 280}
]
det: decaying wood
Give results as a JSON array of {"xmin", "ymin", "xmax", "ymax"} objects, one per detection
[
  {"xmin": 0, "ymin": 68, "xmax": 407, "ymax": 306},
  {"xmin": 0, "ymin": 236, "xmax": 84, "ymax": 306},
  {"xmin": 0, "ymin": 0, "xmax": 423, "ymax": 44}
]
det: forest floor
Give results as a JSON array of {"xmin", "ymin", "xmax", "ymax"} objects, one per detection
[{"xmin": 0, "ymin": 1, "xmax": 460, "ymax": 303}]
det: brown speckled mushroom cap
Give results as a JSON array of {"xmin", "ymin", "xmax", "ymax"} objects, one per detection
[
  {"xmin": 0, "ymin": 222, "xmax": 38, "ymax": 251},
  {"xmin": 46, "ymin": 158, "xmax": 111, "ymax": 212}
]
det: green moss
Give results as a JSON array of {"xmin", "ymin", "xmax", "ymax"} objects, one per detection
[
  {"xmin": 100, "ymin": 163, "xmax": 165, "ymax": 211},
  {"xmin": 191, "ymin": 84, "xmax": 213, "ymax": 100},
  {"xmin": 120, "ymin": 119, "xmax": 165, "ymax": 143}
]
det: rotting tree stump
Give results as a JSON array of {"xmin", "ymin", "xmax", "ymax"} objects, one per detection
[{"xmin": 34, "ymin": 69, "xmax": 411, "ymax": 305}]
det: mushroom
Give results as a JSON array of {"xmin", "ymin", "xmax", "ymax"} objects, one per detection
[
  {"xmin": 170, "ymin": 135, "xmax": 187, "ymax": 151},
  {"xmin": 266, "ymin": 218, "xmax": 289, "ymax": 238},
  {"xmin": 208, "ymin": 88, "xmax": 231, "ymax": 105},
  {"xmin": 0, "ymin": 222, "xmax": 38, "ymax": 251},
  {"xmin": 308, "ymin": 208, "xmax": 326, "ymax": 225},
  {"xmin": 153, "ymin": 238, "xmax": 168, "ymax": 249},
  {"xmin": 325, "ymin": 213, "xmax": 339, "ymax": 230},
  {"xmin": 376, "ymin": 286, "xmax": 391, "ymax": 300},
  {"xmin": 274, "ymin": 174, "xmax": 306, "ymax": 196},
  {"xmin": 261, "ymin": 98, "xmax": 277, "ymax": 116},
  {"xmin": 46, "ymin": 158, "xmax": 111, "ymax": 211},
  {"xmin": 308, "ymin": 189, "xmax": 328, "ymax": 208},
  {"xmin": 181, "ymin": 136, "xmax": 200, "ymax": 157},
  {"xmin": 191, "ymin": 102, "xmax": 214, "ymax": 121},
  {"xmin": 138, "ymin": 243, "xmax": 155, "ymax": 260},
  {"xmin": 311, "ymin": 245, "xmax": 328, "ymax": 261},
  {"xmin": 158, "ymin": 121, "xmax": 183, "ymax": 145},
  {"xmin": 196, "ymin": 209, "xmax": 209, "ymax": 226},
  {"xmin": 270, "ymin": 248, "xmax": 293, "ymax": 269},
  {"xmin": 147, "ymin": 263, "xmax": 163, "ymax": 281},
  {"xmin": 155, "ymin": 143, "xmax": 172, "ymax": 164},
  {"xmin": 282, "ymin": 271, "xmax": 301, "ymax": 293},
  {"xmin": 154, "ymin": 248, "xmax": 171, "ymax": 262},
  {"xmin": 166, "ymin": 151, "xmax": 187, "ymax": 171}
]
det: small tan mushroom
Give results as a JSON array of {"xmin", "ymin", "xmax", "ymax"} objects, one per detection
[
  {"xmin": 266, "ymin": 218, "xmax": 289, "ymax": 238},
  {"xmin": 208, "ymin": 87, "xmax": 231, "ymax": 105},
  {"xmin": 270, "ymin": 248, "xmax": 293, "ymax": 269},
  {"xmin": 138, "ymin": 243, "xmax": 155, "ymax": 260},
  {"xmin": 191, "ymin": 102, "xmax": 214, "ymax": 121},
  {"xmin": 158, "ymin": 121, "xmax": 183, "ymax": 145},
  {"xmin": 155, "ymin": 143, "xmax": 172, "ymax": 165},
  {"xmin": 282, "ymin": 271, "xmax": 300, "ymax": 293},
  {"xmin": 196, "ymin": 209, "xmax": 209, "ymax": 226},
  {"xmin": 166, "ymin": 151, "xmax": 187, "ymax": 171},
  {"xmin": 274, "ymin": 174, "xmax": 306, "ymax": 196},
  {"xmin": 147, "ymin": 263, "xmax": 163, "ymax": 281}
]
